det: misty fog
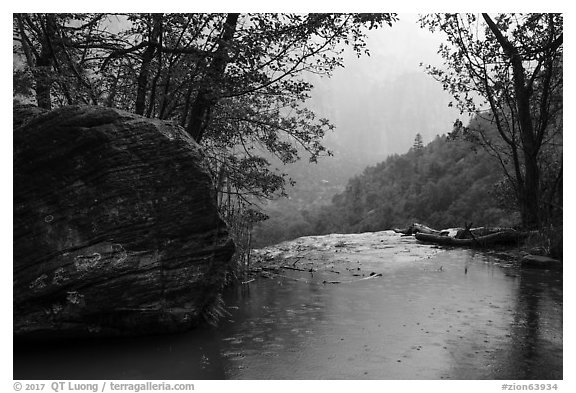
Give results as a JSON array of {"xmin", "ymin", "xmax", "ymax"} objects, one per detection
[
  {"xmin": 311, "ymin": 14, "xmax": 461, "ymax": 162},
  {"xmin": 263, "ymin": 14, "xmax": 462, "ymax": 214}
]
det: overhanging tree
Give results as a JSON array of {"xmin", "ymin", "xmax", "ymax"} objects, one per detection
[
  {"xmin": 14, "ymin": 13, "xmax": 397, "ymax": 226},
  {"xmin": 420, "ymin": 13, "xmax": 563, "ymax": 229}
]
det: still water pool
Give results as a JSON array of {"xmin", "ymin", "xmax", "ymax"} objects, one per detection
[{"xmin": 14, "ymin": 247, "xmax": 562, "ymax": 380}]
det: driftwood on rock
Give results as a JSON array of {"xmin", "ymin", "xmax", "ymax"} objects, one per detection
[
  {"xmin": 454, "ymin": 222, "xmax": 518, "ymax": 239},
  {"xmin": 415, "ymin": 230, "xmax": 530, "ymax": 247},
  {"xmin": 393, "ymin": 223, "xmax": 449, "ymax": 236},
  {"xmin": 394, "ymin": 221, "xmax": 533, "ymax": 248}
]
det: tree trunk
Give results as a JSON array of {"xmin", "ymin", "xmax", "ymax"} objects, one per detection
[
  {"xmin": 483, "ymin": 13, "xmax": 541, "ymax": 229},
  {"xmin": 135, "ymin": 14, "xmax": 163, "ymax": 116},
  {"xmin": 521, "ymin": 152, "xmax": 540, "ymax": 229},
  {"xmin": 186, "ymin": 13, "xmax": 239, "ymax": 143},
  {"xmin": 513, "ymin": 58, "xmax": 540, "ymax": 229},
  {"xmin": 34, "ymin": 61, "xmax": 53, "ymax": 110}
]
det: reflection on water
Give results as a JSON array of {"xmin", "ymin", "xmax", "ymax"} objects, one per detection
[{"xmin": 14, "ymin": 248, "xmax": 562, "ymax": 380}]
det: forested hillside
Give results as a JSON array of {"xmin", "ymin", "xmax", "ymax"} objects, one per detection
[{"xmin": 253, "ymin": 133, "xmax": 514, "ymax": 246}]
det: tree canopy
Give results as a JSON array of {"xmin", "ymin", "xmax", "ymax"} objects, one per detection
[{"xmin": 13, "ymin": 13, "xmax": 397, "ymax": 227}]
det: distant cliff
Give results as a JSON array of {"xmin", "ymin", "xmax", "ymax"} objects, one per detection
[{"xmin": 13, "ymin": 104, "xmax": 235, "ymax": 338}]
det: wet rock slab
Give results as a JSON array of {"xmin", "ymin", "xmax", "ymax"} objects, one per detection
[
  {"xmin": 250, "ymin": 231, "xmax": 443, "ymax": 280},
  {"xmin": 520, "ymin": 254, "xmax": 562, "ymax": 270}
]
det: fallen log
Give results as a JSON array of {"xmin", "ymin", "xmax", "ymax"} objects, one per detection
[
  {"xmin": 393, "ymin": 227, "xmax": 412, "ymax": 235},
  {"xmin": 415, "ymin": 230, "xmax": 530, "ymax": 247},
  {"xmin": 393, "ymin": 223, "xmax": 448, "ymax": 236},
  {"xmin": 455, "ymin": 225, "xmax": 518, "ymax": 239}
]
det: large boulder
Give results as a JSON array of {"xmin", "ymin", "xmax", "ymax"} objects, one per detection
[{"xmin": 13, "ymin": 105, "xmax": 235, "ymax": 338}]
